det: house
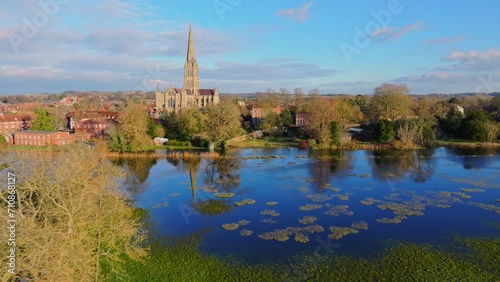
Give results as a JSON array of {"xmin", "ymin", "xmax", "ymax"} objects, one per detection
[
  {"xmin": 251, "ymin": 107, "xmax": 281, "ymax": 126},
  {"xmin": 294, "ymin": 112, "xmax": 311, "ymax": 127},
  {"xmin": 0, "ymin": 114, "xmax": 31, "ymax": 134},
  {"xmin": 66, "ymin": 111, "xmax": 119, "ymax": 140},
  {"xmin": 14, "ymin": 131, "xmax": 74, "ymax": 146},
  {"xmin": 153, "ymin": 138, "xmax": 169, "ymax": 145}
]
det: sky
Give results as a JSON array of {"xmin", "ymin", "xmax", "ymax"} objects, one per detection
[{"xmin": 0, "ymin": 0, "xmax": 499, "ymax": 95}]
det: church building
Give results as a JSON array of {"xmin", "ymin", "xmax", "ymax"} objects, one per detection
[{"xmin": 155, "ymin": 24, "xmax": 220, "ymax": 113}]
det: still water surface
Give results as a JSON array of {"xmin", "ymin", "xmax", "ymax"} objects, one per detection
[{"xmin": 117, "ymin": 147, "xmax": 500, "ymax": 263}]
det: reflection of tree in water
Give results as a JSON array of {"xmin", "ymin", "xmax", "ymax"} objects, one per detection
[
  {"xmin": 203, "ymin": 156, "xmax": 241, "ymax": 192},
  {"xmin": 447, "ymin": 147, "xmax": 500, "ymax": 170},
  {"xmin": 369, "ymin": 149, "xmax": 436, "ymax": 183},
  {"xmin": 308, "ymin": 150, "xmax": 354, "ymax": 192},
  {"xmin": 112, "ymin": 156, "xmax": 158, "ymax": 196}
]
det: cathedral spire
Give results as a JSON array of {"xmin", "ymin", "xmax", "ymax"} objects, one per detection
[
  {"xmin": 183, "ymin": 21, "xmax": 199, "ymax": 91},
  {"xmin": 186, "ymin": 21, "xmax": 196, "ymax": 63}
]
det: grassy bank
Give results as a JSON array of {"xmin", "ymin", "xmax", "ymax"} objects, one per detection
[
  {"xmin": 229, "ymin": 137, "xmax": 301, "ymax": 148},
  {"xmin": 119, "ymin": 232, "xmax": 499, "ymax": 281},
  {"xmin": 436, "ymin": 140, "xmax": 500, "ymax": 148}
]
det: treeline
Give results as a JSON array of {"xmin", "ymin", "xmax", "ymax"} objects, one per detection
[{"xmin": 243, "ymin": 84, "xmax": 500, "ymax": 148}]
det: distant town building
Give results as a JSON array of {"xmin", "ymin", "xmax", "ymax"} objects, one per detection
[
  {"xmin": 0, "ymin": 113, "xmax": 31, "ymax": 134},
  {"xmin": 251, "ymin": 107, "xmax": 282, "ymax": 126},
  {"xmin": 66, "ymin": 111, "xmax": 119, "ymax": 140},
  {"xmin": 155, "ymin": 23, "xmax": 219, "ymax": 113},
  {"xmin": 14, "ymin": 131, "xmax": 74, "ymax": 146}
]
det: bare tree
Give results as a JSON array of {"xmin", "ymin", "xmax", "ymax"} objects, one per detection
[{"xmin": 370, "ymin": 83, "xmax": 414, "ymax": 121}]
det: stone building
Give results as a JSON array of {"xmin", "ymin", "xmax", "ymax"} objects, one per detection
[{"xmin": 156, "ymin": 24, "xmax": 219, "ymax": 113}]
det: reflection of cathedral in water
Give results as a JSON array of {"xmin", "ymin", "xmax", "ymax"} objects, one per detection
[{"xmin": 184, "ymin": 157, "xmax": 201, "ymax": 202}]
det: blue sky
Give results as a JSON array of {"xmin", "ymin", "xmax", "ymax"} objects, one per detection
[{"xmin": 0, "ymin": 0, "xmax": 499, "ymax": 95}]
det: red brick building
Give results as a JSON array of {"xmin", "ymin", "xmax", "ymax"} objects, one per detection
[
  {"xmin": 0, "ymin": 114, "xmax": 31, "ymax": 134},
  {"xmin": 251, "ymin": 107, "xmax": 282, "ymax": 126},
  {"xmin": 14, "ymin": 131, "xmax": 74, "ymax": 146},
  {"xmin": 66, "ymin": 111, "xmax": 119, "ymax": 140},
  {"xmin": 294, "ymin": 112, "xmax": 311, "ymax": 127}
]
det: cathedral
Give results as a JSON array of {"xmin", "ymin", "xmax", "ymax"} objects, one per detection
[{"xmin": 155, "ymin": 23, "xmax": 220, "ymax": 113}]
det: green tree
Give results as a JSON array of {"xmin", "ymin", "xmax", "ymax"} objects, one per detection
[
  {"xmin": 147, "ymin": 118, "xmax": 157, "ymax": 139},
  {"xmin": 108, "ymin": 102, "xmax": 151, "ymax": 152},
  {"xmin": 460, "ymin": 110, "xmax": 493, "ymax": 142},
  {"xmin": 330, "ymin": 121, "xmax": 341, "ymax": 146},
  {"xmin": 280, "ymin": 108, "xmax": 293, "ymax": 127},
  {"xmin": 369, "ymin": 84, "xmax": 414, "ymax": 121},
  {"xmin": 31, "ymin": 108, "xmax": 56, "ymax": 131},
  {"xmin": 203, "ymin": 101, "xmax": 244, "ymax": 147},
  {"xmin": 375, "ymin": 119, "xmax": 395, "ymax": 142}
]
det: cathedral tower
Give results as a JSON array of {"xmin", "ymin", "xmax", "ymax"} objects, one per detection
[{"xmin": 183, "ymin": 23, "xmax": 199, "ymax": 93}]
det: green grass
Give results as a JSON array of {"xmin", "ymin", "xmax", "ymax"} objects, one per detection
[
  {"xmin": 118, "ymin": 231, "xmax": 500, "ymax": 282},
  {"xmin": 231, "ymin": 137, "xmax": 301, "ymax": 148},
  {"xmin": 148, "ymin": 145, "xmax": 206, "ymax": 150}
]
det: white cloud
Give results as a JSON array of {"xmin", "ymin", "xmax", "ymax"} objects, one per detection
[
  {"xmin": 443, "ymin": 48, "xmax": 500, "ymax": 61},
  {"xmin": 369, "ymin": 21, "xmax": 424, "ymax": 41},
  {"xmin": 276, "ymin": 2, "xmax": 315, "ymax": 23}
]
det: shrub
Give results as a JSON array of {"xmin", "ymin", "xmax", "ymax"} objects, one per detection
[
  {"xmin": 307, "ymin": 139, "xmax": 317, "ymax": 147},
  {"xmin": 375, "ymin": 119, "xmax": 395, "ymax": 143}
]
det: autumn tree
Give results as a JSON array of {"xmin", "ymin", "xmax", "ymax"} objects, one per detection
[
  {"xmin": 0, "ymin": 146, "xmax": 146, "ymax": 281},
  {"xmin": 369, "ymin": 83, "xmax": 414, "ymax": 121},
  {"xmin": 108, "ymin": 102, "xmax": 151, "ymax": 152},
  {"xmin": 304, "ymin": 96, "xmax": 336, "ymax": 147},
  {"xmin": 202, "ymin": 101, "xmax": 245, "ymax": 147}
]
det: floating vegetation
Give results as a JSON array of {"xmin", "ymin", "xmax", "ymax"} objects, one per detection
[
  {"xmin": 234, "ymin": 202, "xmax": 245, "ymax": 207},
  {"xmin": 287, "ymin": 162, "xmax": 297, "ymax": 165},
  {"xmin": 153, "ymin": 202, "xmax": 168, "ymax": 209},
  {"xmin": 329, "ymin": 187, "xmax": 342, "ymax": 192},
  {"xmin": 169, "ymin": 193, "xmax": 181, "ymax": 197},
  {"xmin": 192, "ymin": 200, "xmax": 231, "ymax": 216},
  {"xmin": 260, "ymin": 210, "xmax": 280, "ymax": 217},
  {"xmin": 306, "ymin": 194, "xmax": 332, "ymax": 203},
  {"xmin": 333, "ymin": 194, "xmax": 350, "ymax": 201},
  {"xmin": 242, "ymin": 155, "xmax": 281, "ymax": 160},
  {"xmin": 376, "ymin": 216, "xmax": 407, "ymax": 224},
  {"xmin": 298, "ymin": 216, "xmax": 317, "ymax": 225},
  {"xmin": 324, "ymin": 204, "xmax": 353, "ymax": 216},
  {"xmin": 377, "ymin": 204, "xmax": 387, "ymax": 210},
  {"xmin": 299, "ymin": 204, "xmax": 323, "ymax": 211},
  {"xmin": 202, "ymin": 187, "xmax": 218, "ymax": 193},
  {"xmin": 266, "ymin": 201, "xmax": 279, "ymax": 206},
  {"xmin": 496, "ymin": 199, "xmax": 500, "ymax": 203},
  {"xmin": 328, "ymin": 226, "xmax": 358, "ymax": 240},
  {"xmin": 460, "ymin": 188, "xmax": 485, "ymax": 193},
  {"xmin": 240, "ymin": 229, "xmax": 253, "ymax": 236},
  {"xmin": 360, "ymin": 198, "xmax": 374, "ymax": 205},
  {"xmin": 261, "ymin": 218, "xmax": 278, "ymax": 224},
  {"xmin": 359, "ymin": 173, "xmax": 371, "ymax": 178},
  {"xmin": 238, "ymin": 220, "xmax": 251, "ymax": 226},
  {"xmin": 299, "ymin": 187, "xmax": 308, "ymax": 192},
  {"xmin": 215, "ymin": 193, "xmax": 235, "ymax": 198},
  {"xmin": 468, "ymin": 202, "xmax": 500, "ymax": 214},
  {"xmin": 295, "ymin": 155, "xmax": 308, "ymax": 158},
  {"xmin": 258, "ymin": 225, "xmax": 324, "ymax": 242},
  {"xmin": 241, "ymin": 199, "xmax": 256, "ymax": 205},
  {"xmin": 303, "ymin": 178, "xmax": 316, "ymax": 183},
  {"xmin": 222, "ymin": 223, "xmax": 240, "ymax": 231},
  {"xmin": 319, "ymin": 183, "xmax": 331, "ymax": 189},
  {"xmin": 385, "ymin": 202, "xmax": 425, "ymax": 216},
  {"xmin": 351, "ymin": 221, "xmax": 368, "ymax": 230},
  {"xmin": 258, "ymin": 229, "xmax": 290, "ymax": 241},
  {"xmin": 294, "ymin": 233, "xmax": 310, "ymax": 243},
  {"xmin": 452, "ymin": 192, "xmax": 472, "ymax": 199},
  {"xmin": 437, "ymin": 191, "xmax": 451, "ymax": 197}
]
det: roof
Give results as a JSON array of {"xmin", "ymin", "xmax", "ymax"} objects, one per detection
[
  {"xmin": 0, "ymin": 115, "xmax": 30, "ymax": 122},
  {"xmin": 15, "ymin": 130, "xmax": 61, "ymax": 135},
  {"xmin": 199, "ymin": 89, "xmax": 216, "ymax": 96},
  {"xmin": 67, "ymin": 111, "xmax": 119, "ymax": 119}
]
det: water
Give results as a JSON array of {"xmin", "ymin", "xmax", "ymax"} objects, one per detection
[{"xmin": 116, "ymin": 147, "xmax": 500, "ymax": 264}]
